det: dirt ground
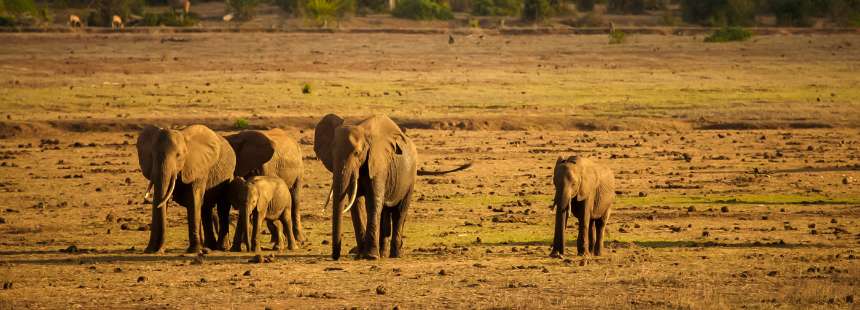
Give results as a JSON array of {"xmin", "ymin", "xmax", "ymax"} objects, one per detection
[{"xmin": 0, "ymin": 32, "xmax": 858, "ymax": 309}]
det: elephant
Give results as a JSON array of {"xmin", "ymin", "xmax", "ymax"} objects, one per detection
[
  {"xmin": 229, "ymin": 176, "xmax": 296, "ymax": 253},
  {"xmin": 314, "ymin": 114, "xmax": 472, "ymax": 260},
  {"xmin": 549, "ymin": 155, "xmax": 615, "ymax": 258},
  {"xmin": 226, "ymin": 129, "xmax": 305, "ymax": 251},
  {"xmin": 137, "ymin": 124, "xmax": 236, "ymax": 254}
]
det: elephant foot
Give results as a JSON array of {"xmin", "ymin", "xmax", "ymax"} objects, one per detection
[
  {"xmin": 549, "ymin": 250, "xmax": 564, "ymax": 259},
  {"xmin": 273, "ymin": 243, "xmax": 288, "ymax": 253},
  {"xmin": 186, "ymin": 245, "xmax": 203, "ymax": 254},
  {"xmin": 348, "ymin": 246, "xmax": 360, "ymax": 255},
  {"xmin": 230, "ymin": 245, "xmax": 244, "ymax": 252},
  {"xmin": 359, "ymin": 253, "xmax": 380, "ymax": 260},
  {"xmin": 144, "ymin": 246, "xmax": 165, "ymax": 254},
  {"xmin": 389, "ymin": 251, "xmax": 402, "ymax": 258}
]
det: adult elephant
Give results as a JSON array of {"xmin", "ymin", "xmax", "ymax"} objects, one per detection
[
  {"xmin": 314, "ymin": 114, "xmax": 471, "ymax": 260},
  {"xmin": 137, "ymin": 124, "xmax": 236, "ymax": 254},
  {"xmin": 549, "ymin": 156, "xmax": 615, "ymax": 258},
  {"xmin": 226, "ymin": 129, "xmax": 305, "ymax": 251}
]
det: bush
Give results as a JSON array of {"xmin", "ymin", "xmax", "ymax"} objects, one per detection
[
  {"xmin": 302, "ymin": 83, "xmax": 312, "ymax": 94},
  {"xmin": 607, "ymin": 0, "xmax": 645, "ymax": 14},
  {"xmin": 392, "ymin": 0, "xmax": 453, "ymax": 20},
  {"xmin": 471, "ymin": 0, "xmax": 522, "ymax": 16},
  {"xmin": 608, "ymin": 29, "xmax": 625, "ymax": 44},
  {"xmin": 234, "ymin": 118, "xmax": 250, "ymax": 130},
  {"xmin": 226, "ymin": 0, "xmax": 260, "ymax": 20},
  {"xmin": 704, "ymin": 26, "xmax": 752, "ymax": 42},
  {"xmin": 826, "ymin": 0, "xmax": 860, "ymax": 26},
  {"xmin": 522, "ymin": 0, "xmax": 551, "ymax": 21},
  {"xmin": 769, "ymin": 0, "xmax": 815, "ymax": 26},
  {"xmin": 304, "ymin": 0, "xmax": 354, "ymax": 24},
  {"xmin": 571, "ymin": 10, "xmax": 605, "ymax": 25},
  {"xmin": 681, "ymin": 0, "xmax": 758, "ymax": 26},
  {"xmin": 275, "ymin": 0, "xmax": 301, "ymax": 15},
  {"xmin": 576, "ymin": 0, "xmax": 594, "ymax": 11}
]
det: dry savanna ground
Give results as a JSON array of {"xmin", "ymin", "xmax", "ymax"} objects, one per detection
[{"xmin": 0, "ymin": 32, "xmax": 858, "ymax": 309}]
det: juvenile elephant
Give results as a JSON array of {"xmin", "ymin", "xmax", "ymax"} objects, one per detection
[
  {"xmin": 229, "ymin": 176, "xmax": 296, "ymax": 253},
  {"xmin": 136, "ymin": 125, "xmax": 236, "ymax": 253},
  {"xmin": 314, "ymin": 114, "xmax": 472, "ymax": 260},
  {"xmin": 226, "ymin": 129, "xmax": 304, "ymax": 251},
  {"xmin": 549, "ymin": 156, "xmax": 615, "ymax": 258}
]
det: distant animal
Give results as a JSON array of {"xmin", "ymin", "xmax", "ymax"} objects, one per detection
[
  {"xmin": 229, "ymin": 176, "xmax": 296, "ymax": 253},
  {"xmin": 609, "ymin": 21, "xmax": 616, "ymax": 34},
  {"xmin": 111, "ymin": 15, "xmax": 123, "ymax": 30},
  {"xmin": 169, "ymin": 0, "xmax": 191, "ymax": 15},
  {"xmin": 448, "ymin": 34, "xmax": 455, "ymax": 44},
  {"xmin": 549, "ymin": 156, "xmax": 615, "ymax": 258},
  {"xmin": 68, "ymin": 14, "xmax": 83, "ymax": 28}
]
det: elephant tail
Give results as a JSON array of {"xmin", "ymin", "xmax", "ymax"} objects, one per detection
[{"xmin": 418, "ymin": 162, "xmax": 473, "ymax": 176}]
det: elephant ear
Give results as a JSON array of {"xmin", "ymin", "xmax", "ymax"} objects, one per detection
[
  {"xmin": 368, "ymin": 130, "xmax": 408, "ymax": 181},
  {"xmin": 180, "ymin": 125, "xmax": 221, "ymax": 184},
  {"xmin": 227, "ymin": 130, "xmax": 275, "ymax": 177},
  {"xmin": 136, "ymin": 125, "xmax": 162, "ymax": 181},
  {"xmin": 575, "ymin": 163, "xmax": 596, "ymax": 202},
  {"xmin": 314, "ymin": 114, "xmax": 344, "ymax": 172}
]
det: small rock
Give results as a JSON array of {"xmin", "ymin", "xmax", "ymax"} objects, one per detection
[
  {"xmin": 767, "ymin": 271, "xmax": 778, "ymax": 277},
  {"xmin": 243, "ymin": 270, "xmax": 252, "ymax": 276},
  {"xmin": 375, "ymin": 285, "xmax": 386, "ymax": 295},
  {"xmin": 702, "ymin": 231, "xmax": 710, "ymax": 237},
  {"xmin": 62, "ymin": 245, "xmax": 78, "ymax": 253},
  {"xmin": 113, "ymin": 267, "xmax": 123, "ymax": 273},
  {"xmin": 810, "ymin": 229, "xmax": 818, "ymax": 235},
  {"xmin": 321, "ymin": 240, "xmax": 329, "ymax": 245},
  {"xmin": 0, "ymin": 217, "xmax": 5, "ymax": 224},
  {"xmin": 579, "ymin": 260, "xmax": 587, "ymax": 266},
  {"xmin": 830, "ymin": 218, "xmax": 837, "ymax": 224},
  {"xmin": 846, "ymin": 295, "xmax": 854, "ymax": 304},
  {"xmin": 720, "ymin": 206, "xmax": 729, "ymax": 213},
  {"xmin": 2, "ymin": 281, "xmax": 12, "ymax": 290},
  {"xmin": 137, "ymin": 276, "xmax": 146, "ymax": 283},
  {"xmin": 638, "ymin": 191, "xmax": 647, "ymax": 197},
  {"xmin": 687, "ymin": 206, "xmax": 696, "ymax": 212},
  {"xmin": 438, "ymin": 269, "xmax": 448, "ymax": 276}
]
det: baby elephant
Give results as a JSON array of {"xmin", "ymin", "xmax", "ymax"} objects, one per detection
[
  {"xmin": 230, "ymin": 176, "xmax": 297, "ymax": 253},
  {"xmin": 549, "ymin": 156, "xmax": 615, "ymax": 258}
]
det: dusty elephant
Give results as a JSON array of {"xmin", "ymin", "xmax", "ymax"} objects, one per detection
[
  {"xmin": 229, "ymin": 176, "xmax": 296, "ymax": 253},
  {"xmin": 549, "ymin": 156, "xmax": 615, "ymax": 258},
  {"xmin": 226, "ymin": 129, "xmax": 305, "ymax": 251},
  {"xmin": 136, "ymin": 124, "xmax": 236, "ymax": 253},
  {"xmin": 314, "ymin": 114, "xmax": 471, "ymax": 260}
]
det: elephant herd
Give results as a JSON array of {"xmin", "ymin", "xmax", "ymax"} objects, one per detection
[{"xmin": 135, "ymin": 114, "xmax": 615, "ymax": 260}]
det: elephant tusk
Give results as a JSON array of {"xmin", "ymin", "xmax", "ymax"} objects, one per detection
[
  {"xmin": 342, "ymin": 177, "xmax": 358, "ymax": 214},
  {"xmin": 155, "ymin": 177, "xmax": 176, "ymax": 209},
  {"xmin": 144, "ymin": 182, "xmax": 153, "ymax": 201},
  {"xmin": 321, "ymin": 188, "xmax": 333, "ymax": 213}
]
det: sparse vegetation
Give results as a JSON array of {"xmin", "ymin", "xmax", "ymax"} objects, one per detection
[
  {"xmin": 521, "ymin": 0, "xmax": 551, "ymax": 21},
  {"xmin": 392, "ymin": 0, "xmax": 453, "ymax": 20},
  {"xmin": 681, "ymin": 0, "xmax": 757, "ymax": 26},
  {"xmin": 86, "ymin": 0, "xmax": 145, "ymax": 27},
  {"xmin": 576, "ymin": 0, "xmax": 595, "ymax": 11},
  {"xmin": 704, "ymin": 26, "xmax": 752, "ymax": 42},
  {"xmin": 225, "ymin": 0, "xmax": 260, "ymax": 21},
  {"xmin": 302, "ymin": 83, "xmax": 312, "ymax": 94},
  {"xmin": 607, "ymin": 0, "xmax": 646, "ymax": 14},
  {"xmin": 140, "ymin": 11, "xmax": 198, "ymax": 26},
  {"xmin": 471, "ymin": 0, "xmax": 522, "ymax": 16},
  {"xmin": 234, "ymin": 118, "xmax": 250, "ymax": 129},
  {"xmin": 609, "ymin": 29, "xmax": 626, "ymax": 44}
]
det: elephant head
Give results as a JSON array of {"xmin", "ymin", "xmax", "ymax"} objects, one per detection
[
  {"xmin": 552, "ymin": 156, "xmax": 594, "ymax": 213},
  {"xmin": 137, "ymin": 124, "xmax": 230, "ymax": 252}
]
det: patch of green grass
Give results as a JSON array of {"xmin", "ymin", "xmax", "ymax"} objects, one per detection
[
  {"xmin": 618, "ymin": 194, "xmax": 860, "ymax": 206},
  {"xmin": 302, "ymin": 82, "xmax": 312, "ymax": 94},
  {"xmin": 609, "ymin": 30, "xmax": 626, "ymax": 44},
  {"xmin": 234, "ymin": 118, "xmax": 250, "ymax": 129},
  {"xmin": 392, "ymin": 0, "xmax": 453, "ymax": 20}
]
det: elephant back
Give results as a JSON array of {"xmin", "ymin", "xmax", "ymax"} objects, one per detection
[{"xmin": 262, "ymin": 129, "xmax": 303, "ymax": 187}]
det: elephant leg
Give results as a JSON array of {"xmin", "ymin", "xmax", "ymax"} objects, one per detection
[
  {"xmin": 202, "ymin": 205, "xmax": 218, "ymax": 250},
  {"xmin": 576, "ymin": 215, "xmax": 590, "ymax": 256},
  {"xmin": 379, "ymin": 208, "xmax": 392, "ymax": 258},
  {"xmin": 185, "ymin": 185, "xmax": 205, "ymax": 253},
  {"xmin": 389, "ymin": 188, "xmax": 412, "ymax": 258},
  {"xmin": 349, "ymin": 196, "xmax": 367, "ymax": 256},
  {"xmin": 216, "ymin": 198, "xmax": 231, "ymax": 251},
  {"xmin": 271, "ymin": 218, "xmax": 286, "ymax": 253},
  {"xmin": 267, "ymin": 220, "xmax": 281, "ymax": 248},
  {"xmin": 588, "ymin": 219, "xmax": 596, "ymax": 254},
  {"xmin": 290, "ymin": 180, "xmax": 306, "ymax": 244},
  {"xmin": 594, "ymin": 218, "xmax": 606, "ymax": 256},
  {"xmin": 251, "ymin": 211, "xmax": 262, "ymax": 253},
  {"xmin": 362, "ymin": 183, "xmax": 384, "ymax": 260},
  {"xmin": 144, "ymin": 203, "xmax": 167, "ymax": 254},
  {"xmin": 549, "ymin": 206, "xmax": 567, "ymax": 258},
  {"xmin": 280, "ymin": 211, "xmax": 297, "ymax": 251}
]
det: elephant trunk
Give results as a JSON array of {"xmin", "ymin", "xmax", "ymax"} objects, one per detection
[
  {"xmin": 146, "ymin": 162, "xmax": 175, "ymax": 253},
  {"xmin": 331, "ymin": 172, "xmax": 357, "ymax": 260},
  {"xmin": 551, "ymin": 186, "xmax": 572, "ymax": 255}
]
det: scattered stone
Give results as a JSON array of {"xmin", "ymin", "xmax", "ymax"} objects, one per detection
[
  {"xmin": 438, "ymin": 269, "xmax": 449, "ymax": 276},
  {"xmin": 810, "ymin": 229, "xmax": 818, "ymax": 235},
  {"xmin": 638, "ymin": 191, "xmax": 647, "ymax": 197},
  {"xmin": 113, "ymin": 267, "xmax": 123, "ymax": 273},
  {"xmin": 61, "ymin": 245, "xmax": 78, "ymax": 253},
  {"xmin": 808, "ymin": 223, "xmax": 816, "ymax": 229},
  {"xmin": 2, "ymin": 281, "xmax": 12, "ymax": 290},
  {"xmin": 324, "ymin": 267, "xmax": 344, "ymax": 271},
  {"xmin": 720, "ymin": 206, "xmax": 729, "ymax": 213},
  {"xmin": 0, "ymin": 217, "xmax": 5, "ymax": 224},
  {"xmin": 321, "ymin": 240, "xmax": 329, "ymax": 245},
  {"xmin": 702, "ymin": 231, "xmax": 710, "ymax": 237},
  {"xmin": 846, "ymin": 295, "xmax": 854, "ymax": 304},
  {"xmin": 375, "ymin": 285, "xmax": 386, "ymax": 295},
  {"xmin": 767, "ymin": 271, "xmax": 778, "ymax": 277},
  {"xmin": 243, "ymin": 270, "xmax": 252, "ymax": 276},
  {"xmin": 687, "ymin": 206, "xmax": 696, "ymax": 212},
  {"xmin": 831, "ymin": 218, "xmax": 838, "ymax": 224},
  {"xmin": 137, "ymin": 276, "xmax": 146, "ymax": 283}
]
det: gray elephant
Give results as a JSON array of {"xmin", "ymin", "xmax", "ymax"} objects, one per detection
[
  {"xmin": 549, "ymin": 155, "xmax": 615, "ymax": 258},
  {"xmin": 226, "ymin": 129, "xmax": 305, "ymax": 251},
  {"xmin": 137, "ymin": 124, "xmax": 236, "ymax": 253},
  {"xmin": 229, "ymin": 176, "xmax": 296, "ymax": 253},
  {"xmin": 314, "ymin": 114, "xmax": 471, "ymax": 260}
]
